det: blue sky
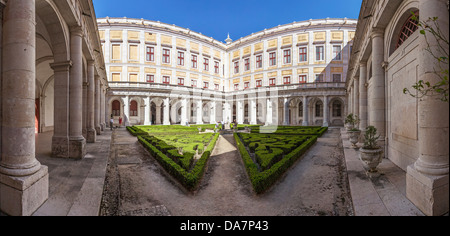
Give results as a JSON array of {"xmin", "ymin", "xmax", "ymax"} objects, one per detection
[{"xmin": 93, "ymin": 0, "xmax": 362, "ymax": 43}]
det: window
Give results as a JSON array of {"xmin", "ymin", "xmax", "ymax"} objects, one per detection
[
  {"xmin": 203, "ymin": 81, "xmax": 209, "ymax": 89},
  {"xmin": 214, "ymin": 61, "xmax": 219, "ymax": 74},
  {"xmin": 299, "ymin": 75, "xmax": 307, "ymax": 84},
  {"xmin": 256, "ymin": 80, "xmax": 262, "ymax": 87},
  {"xmin": 315, "ymin": 74, "xmax": 324, "ymax": 83},
  {"xmin": 332, "ymin": 45, "xmax": 342, "ymax": 61},
  {"xmin": 112, "ymin": 100, "xmax": 121, "ymax": 116},
  {"xmin": 146, "ymin": 74, "xmax": 154, "ymax": 83},
  {"xmin": 234, "ymin": 61, "xmax": 239, "ymax": 74},
  {"xmin": 191, "ymin": 55, "xmax": 197, "ymax": 68},
  {"xmin": 315, "ymin": 101, "xmax": 323, "ymax": 117},
  {"xmin": 397, "ymin": 12, "xmax": 419, "ymax": 49},
  {"xmin": 269, "ymin": 52, "xmax": 277, "ymax": 66},
  {"xmin": 130, "ymin": 100, "xmax": 138, "ymax": 117},
  {"xmin": 111, "ymin": 44, "xmax": 121, "ymax": 61},
  {"xmin": 234, "ymin": 83, "xmax": 239, "ymax": 90},
  {"xmin": 203, "ymin": 58, "xmax": 209, "ymax": 71},
  {"xmin": 177, "ymin": 51, "xmax": 184, "ymax": 66},
  {"xmin": 191, "ymin": 79, "xmax": 197, "ymax": 87},
  {"xmin": 214, "ymin": 83, "xmax": 219, "ymax": 90},
  {"xmin": 129, "ymin": 45, "xmax": 139, "ymax": 61},
  {"xmin": 315, "ymin": 45, "xmax": 324, "ymax": 61},
  {"xmin": 299, "ymin": 102, "xmax": 303, "ymax": 117},
  {"xmin": 332, "ymin": 74, "xmax": 342, "ymax": 82},
  {"xmin": 283, "ymin": 49, "xmax": 291, "ymax": 64},
  {"xmin": 178, "ymin": 77, "xmax": 184, "ymax": 85},
  {"xmin": 244, "ymin": 58, "xmax": 250, "ymax": 71},
  {"xmin": 299, "ymin": 47, "xmax": 307, "ymax": 62},
  {"xmin": 146, "ymin": 46, "xmax": 155, "ymax": 62},
  {"xmin": 163, "ymin": 76, "xmax": 170, "ymax": 84},
  {"xmin": 332, "ymin": 101, "xmax": 342, "ymax": 117},
  {"xmin": 112, "ymin": 73, "xmax": 121, "ymax": 82},
  {"xmin": 255, "ymin": 55, "xmax": 263, "ymax": 69},
  {"xmin": 162, "ymin": 48, "xmax": 170, "ymax": 64},
  {"xmin": 283, "ymin": 76, "xmax": 291, "ymax": 85},
  {"xmin": 269, "ymin": 78, "xmax": 276, "ymax": 86},
  {"xmin": 244, "ymin": 82, "xmax": 249, "ymax": 89}
]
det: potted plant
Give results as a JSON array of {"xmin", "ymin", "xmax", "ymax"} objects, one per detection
[
  {"xmin": 359, "ymin": 126, "xmax": 383, "ymax": 177},
  {"xmin": 345, "ymin": 113, "xmax": 356, "ymax": 131},
  {"xmin": 346, "ymin": 114, "xmax": 361, "ymax": 147}
]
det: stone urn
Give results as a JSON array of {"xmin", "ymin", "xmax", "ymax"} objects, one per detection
[
  {"xmin": 345, "ymin": 123, "xmax": 354, "ymax": 131},
  {"xmin": 348, "ymin": 130, "xmax": 361, "ymax": 147},
  {"xmin": 359, "ymin": 147, "xmax": 383, "ymax": 175}
]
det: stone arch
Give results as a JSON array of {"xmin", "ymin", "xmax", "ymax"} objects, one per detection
[
  {"xmin": 386, "ymin": 1, "xmax": 420, "ymax": 56},
  {"xmin": 329, "ymin": 97, "xmax": 345, "ymax": 126}
]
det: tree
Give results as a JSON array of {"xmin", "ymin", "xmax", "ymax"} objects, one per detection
[{"xmin": 403, "ymin": 13, "xmax": 449, "ymax": 102}]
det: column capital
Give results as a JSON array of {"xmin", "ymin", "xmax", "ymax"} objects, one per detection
[
  {"xmin": 370, "ymin": 27, "xmax": 385, "ymax": 39},
  {"xmin": 50, "ymin": 61, "xmax": 73, "ymax": 72},
  {"xmin": 70, "ymin": 26, "xmax": 84, "ymax": 37},
  {"xmin": 359, "ymin": 61, "xmax": 368, "ymax": 68}
]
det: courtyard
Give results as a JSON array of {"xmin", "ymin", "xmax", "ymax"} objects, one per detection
[{"xmin": 29, "ymin": 126, "xmax": 423, "ymax": 216}]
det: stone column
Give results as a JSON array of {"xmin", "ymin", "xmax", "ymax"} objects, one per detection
[
  {"xmin": 237, "ymin": 100, "xmax": 244, "ymax": 124},
  {"xmin": 155, "ymin": 104, "xmax": 162, "ymax": 125},
  {"xmin": 359, "ymin": 63, "xmax": 368, "ymax": 130},
  {"xmin": 369, "ymin": 28, "xmax": 386, "ymax": 140},
  {"xmin": 163, "ymin": 97, "xmax": 170, "ymax": 125},
  {"xmin": 86, "ymin": 61, "xmax": 96, "ymax": 143},
  {"xmin": 209, "ymin": 101, "xmax": 216, "ymax": 124},
  {"xmin": 100, "ymin": 85, "xmax": 106, "ymax": 131},
  {"xmin": 407, "ymin": 0, "xmax": 449, "ymax": 216},
  {"xmin": 250, "ymin": 99, "xmax": 257, "ymax": 125},
  {"xmin": 302, "ymin": 96, "xmax": 309, "ymax": 126},
  {"xmin": 95, "ymin": 76, "xmax": 102, "ymax": 134},
  {"xmin": 51, "ymin": 61, "xmax": 71, "ymax": 158},
  {"xmin": 0, "ymin": 0, "xmax": 49, "ymax": 216},
  {"xmin": 265, "ymin": 98, "xmax": 273, "ymax": 125},
  {"xmin": 196, "ymin": 100, "xmax": 203, "ymax": 125},
  {"xmin": 348, "ymin": 87, "xmax": 353, "ymax": 115},
  {"xmin": 283, "ymin": 98, "xmax": 290, "ymax": 125},
  {"xmin": 323, "ymin": 96, "xmax": 329, "ymax": 127},
  {"xmin": 68, "ymin": 26, "xmax": 86, "ymax": 159},
  {"xmin": 181, "ymin": 98, "xmax": 187, "ymax": 126},
  {"xmin": 144, "ymin": 97, "xmax": 151, "ymax": 125},
  {"xmin": 353, "ymin": 77, "xmax": 359, "ymax": 120},
  {"xmin": 123, "ymin": 95, "xmax": 129, "ymax": 126}
]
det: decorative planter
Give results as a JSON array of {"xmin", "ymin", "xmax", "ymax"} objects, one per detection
[
  {"xmin": 359, "ymin": 147, "xmax": 383, "ymax": 176},
  {"xmin": 345, "ymin": 123, "xmax": 354, "ymax": 131},
  {"xmin": 348, "ymin": 130, "xmax": 361, "ymax": 147}
]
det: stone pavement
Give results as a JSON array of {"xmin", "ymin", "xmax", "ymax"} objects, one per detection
[
  {"xmin": 340, "ymin": 128, "xmax": 424, "ymax": 216},
  {"xmin": 31, "ymin": 130, "xmax": 112, "ymax": 216},
  {"xmin": 1, "ymin": 127, "xmax": 427, "ymax": 216}
]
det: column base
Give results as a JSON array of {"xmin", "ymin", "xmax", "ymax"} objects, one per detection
[
  {"xmin": 52, "ymin": 136, "xmax": 69, "ymax": 158},
  {"xmin": 100, "ymin": 123, "xmax": 105, "ymax": 132},
  {"xmin": 86, "ymin": 128, "xmax": 97, "ymax": 143},
  {"xmin": 69, "ymin": 137, "xmax": 86, "ymax": 159},
  {"xmin": 0, "ymin": 165, "xmax": 49, "ymax": 216},
  {"xmin": 323, "ymin": 122, "xmax": 329, "ymax": 127},
  {"xmin": 95, "ymin": 126, "xmax": 102, "ymax": 135},
  {"xmin": 302, "ymin": 121, "xmax": 309, "ymax": 126},
  {"xmin": 406, "ymin": 165, "xmax": 449, "ymax": 216}
]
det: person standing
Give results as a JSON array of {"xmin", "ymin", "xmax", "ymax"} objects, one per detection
[
  {"xmin": 119, "ymin": 117, "xmax": 123, "ymax": 128},
  {"xmin": 110, "ymin": 118, "xmax": 114, "ymax": 131}
]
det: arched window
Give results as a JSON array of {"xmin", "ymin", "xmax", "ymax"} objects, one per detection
[
  {"xmin": 332, "ymin": 101, "xmax": 342, "ymax": 117},
  {"xmin": 396, "ymin": 12, "xmax": 419, "ymax": 49},
  {"xmin": 112, "ymin": 100, "xmax": 121, "ymax": 116},
  {"xmin": 315, "ymin": 101, "xmax": 323, "ymax": 117},
  {"xmin": 298, "ymin": 101, "xmax": 303, "ymax": 117},
  {"xmin": 130, "ymin": 100, "xmax": 138, "ymax": 116}
]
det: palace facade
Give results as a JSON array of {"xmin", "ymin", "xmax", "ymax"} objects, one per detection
[{"xmin": 97, "ymin": 17, "xmax": 357, "ymax": 128}]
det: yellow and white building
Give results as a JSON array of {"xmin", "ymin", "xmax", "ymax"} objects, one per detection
[{"xmin": 97, "ymin": 17, "xmax": 357, "ymax": 127}]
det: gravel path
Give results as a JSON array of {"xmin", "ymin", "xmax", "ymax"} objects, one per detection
[{"xmin": 100, "ymin": 128, "xmax": 353, "ymax": 216}]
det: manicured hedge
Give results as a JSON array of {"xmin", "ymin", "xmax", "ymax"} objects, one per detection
[
  {"xmin": 251, "ymin": 126, "xmax": 328, "ymax": 136},
  {"xmin": 234, "ymin": 132, "xmax": 318, "ymax": 194},
  {"xmin": 138, "ymin": 133, "xmax": 219, "ymax": 191}
]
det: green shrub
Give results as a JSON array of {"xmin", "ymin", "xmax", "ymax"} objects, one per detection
[
  {"xmin": 138, "ymin": 133, "xmax": 219, "ymax": 191},
  {"xmin": 234, "ymin": 133, "xmax": 317, "ymax": 194}
]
